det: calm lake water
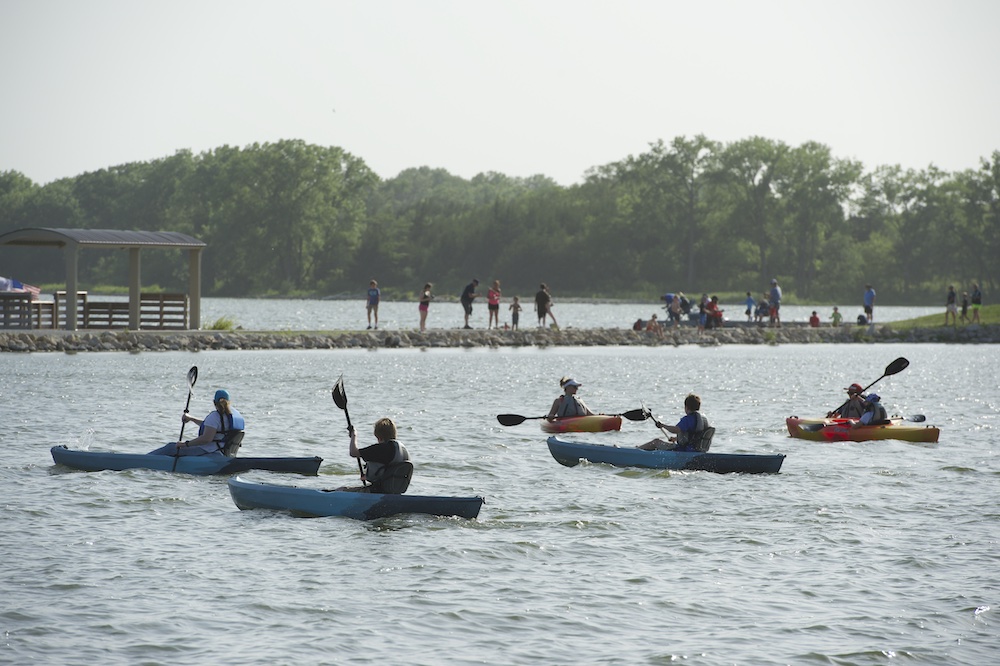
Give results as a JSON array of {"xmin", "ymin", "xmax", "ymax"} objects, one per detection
[
  {"xmin": 2, "ymin": 341, "xmax": 998, "ymax": 664},
  {"xmin": 196, "ymin": 297, "xmax": 941, "ymax": 331}
]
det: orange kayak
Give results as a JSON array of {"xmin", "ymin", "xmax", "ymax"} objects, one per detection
[
  {"xmin": 785, "ymin": 416, "xmax": 940, "ymax": 443},
  {"xmin": 541, "ymin": 415, "xmax": 623, "ymax": 434}
]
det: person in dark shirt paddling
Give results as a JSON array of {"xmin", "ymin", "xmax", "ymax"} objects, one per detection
[
  {"xmin": 828, "ymin": 383, "xmax": 866, "ymax": 419},
  {"xmin": 337, "ymin": 417, "xmax": 410, "ymax": 493},
  {"xmin": 639, "ymin": 393, "xmax": 710, "ymax": 451}
]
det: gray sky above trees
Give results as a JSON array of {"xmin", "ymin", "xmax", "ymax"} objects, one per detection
[{"xmin": 2, "ymin": 0, "xmax": 997, "ymax": 187}]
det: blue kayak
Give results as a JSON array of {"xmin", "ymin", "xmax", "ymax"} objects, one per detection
[
  {"xmin": 51, "ymin": 445, "xmax": 322, "ymax": 476},
  {"xmin": 546, "ymin": 437, "xmax": 785, "ymax": 474},
  {"xmin": 228, "ymin": 477, "xmax": 484, "ymax": 520}
]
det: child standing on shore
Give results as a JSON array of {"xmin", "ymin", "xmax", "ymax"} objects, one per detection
[
  {"xmin": 830, "ymin": 306, "xmax": 842, "ymax": 327},
  {"xmin": 509, "ymin": 296, "xmax": 522, "ymax": 330}
]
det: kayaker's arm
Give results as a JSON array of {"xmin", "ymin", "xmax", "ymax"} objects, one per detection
[
  {"xmin": 182, "ymin": 413, "xmax": 205, "ymax": 427},
  {"xmin": 348, "ymin": 428, "xmax": 360, "ymax": 458},
  {"xmin": 181, "ymin": 425, "xmax": 216, "ymax": 447}
]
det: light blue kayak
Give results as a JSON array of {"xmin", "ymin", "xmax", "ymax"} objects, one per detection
[
  {"xmin": 228, "ymin": 477, "xmax": 484, "ymax": 520},
  {"xmin": 546, "ymin": 437, "xmax": 785, "ymax": 474},
  {"xmin": 51, "ymin": 446, "xmax": 322, "ymax": 476}
]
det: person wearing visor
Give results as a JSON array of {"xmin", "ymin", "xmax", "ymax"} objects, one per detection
[
  {"xmin": 828, "ymin": 383, "xmax": 867, "ymax": 419},
  {"xmin": 149, "ymin": 389, "xmax": 245, "ymax": 456},
  {"xmin": 547, "ymin": 377, "xmax": 595, "ymax": 419}
]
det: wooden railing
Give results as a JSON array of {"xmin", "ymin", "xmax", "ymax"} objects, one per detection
[{"xmin": 1, "ymin": 291, "xmax": 189, "ymax": 330}]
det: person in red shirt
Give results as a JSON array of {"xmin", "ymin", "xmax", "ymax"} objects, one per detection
[{"xmin": 809, "ymin": 311, "xmax": 820, "ymax": 327}]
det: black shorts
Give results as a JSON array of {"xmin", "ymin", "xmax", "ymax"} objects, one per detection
[
  {"xmin": 488, "ymin": 303, "xmax": 499, "ymax": 312},
  {"xmin": 462, "ymin": 301, "xmax": 473, "ymax": 315}
]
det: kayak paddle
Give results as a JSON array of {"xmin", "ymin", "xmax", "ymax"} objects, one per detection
[
  {"xmin": 496, "ymin": 408, "xmax": 647, "ymax": 426},
  {"xmin": 829, "ymin": 357, "xmax": 909, "ymax": 416},
  {"xmin": 173, "ymin": 365, "xmax": 198, "ymax": 471},
  {"xmin": 333, "ymin": 375, "xmax": 365, "ymax": 486}
]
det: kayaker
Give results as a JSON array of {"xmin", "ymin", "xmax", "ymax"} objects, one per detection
[
  {"xmin": 855, "ymin": 393, "xmax": 889, "ymax": 427},
  {"xmin": 547, "ymin": 377, "xmax": 594, "ymax": 419},
  {"xmin": 828, "ymin": 383, "xmax": 866, "ymax": 419},
  {"xmin": 638, "ymin": 393, "xmax": 710, "ymax": 451},
  {"xmin": 340, "ymin": 417, "xmax": 411, "ymax": 493},
  {"xmin": 149, "ymin": 389, "xmax": 245, "ymax": 456}
]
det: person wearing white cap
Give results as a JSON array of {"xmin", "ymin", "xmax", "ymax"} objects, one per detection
[{"xmin": 546, "ymin": 377, "xmax": 594, "ymax": 419}]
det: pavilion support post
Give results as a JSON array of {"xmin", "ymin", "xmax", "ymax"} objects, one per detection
[
  {"xmin": 65, "ymin": 245, "xmax": 79, "ymax": 331},
  {"xmin": 188, "ymin": 248, "xmax": 202, "ymax": 330},
  {"xmin": 129, "ymin": 248, "xmax": 141, "ymax": 330}
]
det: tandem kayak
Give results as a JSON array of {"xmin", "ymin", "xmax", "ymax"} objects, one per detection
[
  {"xmin": 785, "ymin": 417, "xmax": 940, "ymax": 443},
  {"xmin": 227, "ymin": 477, "xmax": 484, "ymax": 520},
  {"xmin": 50, "ymin": 446, "xmax": 323, "ymax": 476},
  {"xmin": 546, "ymin": 437, "xmax": 785, "ymax": 474},
  {"xmin": 540, "ymin": 414, "xmax": 623, "ymax": 434}
]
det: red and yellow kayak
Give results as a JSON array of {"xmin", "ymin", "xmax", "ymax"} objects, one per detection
[
  {"xmin": 541, "ymin": 414, "xmax": 623, "ymax": 434},
  {"xmin": 785, "ymin": 416, "xmax": 940, "ymax": 443}
]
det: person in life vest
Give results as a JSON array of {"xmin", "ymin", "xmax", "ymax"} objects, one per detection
[
  {"xmin": 828, "ymin": 383, "xmax": 867, "ymax": 418},
  {"xmin": 546, "ymin": 377, "xmax": 595, "ymax": 419},
  {"xmin": 341, "ymin": 417, "xmax": 410, "ymax": 493},
  {"xmin": 149, "ymin": 389, "xmax": 245, "ymax": 456},
  {"xmin": 639, "ymin": 393, "xmax": 710, "ymax": 451},
  {"xmin": 855, "ymin": 393, "xmax": 889, "ymax": 427}
]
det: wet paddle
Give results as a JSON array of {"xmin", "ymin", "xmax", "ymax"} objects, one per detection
[
  {"xmin": 496, "ymin": 408, "xmax": 647, "ymax": 426},
  {"xmin": 829, "ymin": 357, "xmax": 909, "ymax": 416},
  {"xmin": 172, "ymin": 366, "xmax": 198, "ymax": 471},
  {"xmin": 332, "ymin": 375, "xmax": 365, "ymax": 486}
]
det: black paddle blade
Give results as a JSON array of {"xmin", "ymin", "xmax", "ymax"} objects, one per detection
[
  {"xmin": 884, "ymin": 357, "xmax": 909, "ymax": 376},
  {"xmin": 332, "ymin": 376, "xmax": 348, "ymax": 410},
  {"xmin": 907, "ymin": 414, "xmax": 926, "ymax": 422},
  {"xmin": 620, "ymin": 408, "xmax": 649, "ymax": 421},
  {"xmin": 187, "ymin": 366, "xmax": 198, "ymax": 389},
  {"xmin": 497, "ymin": 414, "xmax": 528, "ymax": 426}
]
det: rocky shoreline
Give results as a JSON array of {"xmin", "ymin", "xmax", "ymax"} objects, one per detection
[{"xmin": 1, "ymin": 322, "xmax": 997, "ymax": 352}]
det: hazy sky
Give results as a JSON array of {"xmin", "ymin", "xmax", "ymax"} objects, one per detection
[{"xmin": 2, "ymin": 0, "xmax": 998, "ymax": 186}]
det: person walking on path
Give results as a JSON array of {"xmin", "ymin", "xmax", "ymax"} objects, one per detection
[
  {"xmin": 535, "ymin": 283, "xmax": 558, "ymax": 329},
  {"xmin": 487, "ymin": 280, "xmax": 502, "ymax": 329},
  {"xmin": 971, "ymin": 283, "xmax": 982, "ymax": 324},
  {"xmin": 366, "ymin": 279, "xmax": 380, "ymax": 330},
  {"xmin": 460, "ymin": 279, "xmax": 479, "ymax": 329},
  {"xmin": 418, "ymin": 282, "xmax": 433, "ymax": 332},
  {"xmin": 960, "ymin": 291, "xmax": 970, "ymax": 323},
  {"xmin": 768, "ymin": 279, "xmax": 782, "ymax": 327},
  {"xmin": 864, "ymin": 284, "xmax": 876, "ymax": 323},
  {"xmin": 945, "ymin": 285, "xmax": 958, "ymax": 325}
]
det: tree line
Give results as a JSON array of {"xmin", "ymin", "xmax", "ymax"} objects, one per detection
[{"xmin": 1, "ymin": 136, "xmax": 997, "ymax": 304}]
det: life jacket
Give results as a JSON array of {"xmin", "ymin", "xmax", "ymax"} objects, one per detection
[
  {"xmin": 200, "ymin": 409, "xmax": 245, "ymax": 449},
  {"xmin": 676, "ymin": 412, "xmax": 709, "ymax": 451},
  {"xmin": 365, "ymin": 440, "xmax": 410, "ymax": 485},
  {"xmin": 556, "ymin": 395, "xmax": 588, "ymax": 417},
  {"xmin": 860, "ymin": 402, "xmax": 888, "ymax": 425},
  {"xmin": 838, "ymin": 398, "xmax": 866, "ymax": 419}
]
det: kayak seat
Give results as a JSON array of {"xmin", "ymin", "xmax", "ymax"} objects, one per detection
[
  {"xmin": 690, "ymin": 427, "xmax": 715, "ymax": 452},
  {"xmin": 219, "ymin": 431, "xmax": 245, "ymax": 457},
  {"xmin": 370, "ymin": 461, "xmax": 413, "ymax": 495}
]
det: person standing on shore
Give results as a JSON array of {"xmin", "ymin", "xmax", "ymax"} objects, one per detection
[
  {"xmin": 744, "ymin": 291, "xmax": 754, "ymax": 322},
  {"xmin": 535, "ymin": 283, "xmax": 558, "ymax": 329},
  {"xmin": 509, "ymin": 295, "xmax": 522, "ymax": 330},
  {"xmin": 769, "ymin": 279, "xmax": 782, "ymax": 327},
  {"xmin": 460, "ymin": 278, "xmax": 479, "ymax": 329},
  {"xmin": 863, "ymin": 284, "xmax": 876, "ymax": 323},
  {"xmin": 418, "ymin": 282, "xmax": 433, "ymax": 331},
  {"xmin": 945, "ymin": 285, "xmax": 958, "ymax": 325},
  {"xmin": 487, "ymin": 280, "xmax": 502, "ymax": 329},
  {"xmin": 366, "ymin": 279, "xmax": 380, "ymax": 330},
  {"xmin": 830, "ymin": 306, "xmax": 842, "ymax": 327}
]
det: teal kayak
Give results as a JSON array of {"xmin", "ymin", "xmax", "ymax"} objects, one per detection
[
  {"xmin": 546, "ymin": 437, "xmax": 785, "ymax": 474},
  {"xmin": 51, "ymin": 445, "xmax": 322, "ymax": 476},
  {"xmin": 228, "ymin": 477, "xmax": 484, "ymax": 520}
]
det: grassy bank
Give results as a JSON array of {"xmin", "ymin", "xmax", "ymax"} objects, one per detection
[{"xmin": 883, "ymin": 304, "xmax": 999, "ymax": 330}]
